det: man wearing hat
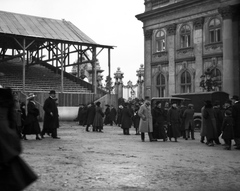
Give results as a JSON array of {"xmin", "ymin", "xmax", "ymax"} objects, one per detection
[
  {"xmin": 41, "ymin": 90, "xmax": 60, "ymax": 139},
  {"xmin": 231, "ymin": 95, "xmax": 240, "ymax": 149}
]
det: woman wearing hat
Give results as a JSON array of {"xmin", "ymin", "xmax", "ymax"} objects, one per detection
[
  {"xmin": 92, "ymin": 102, "xmax": 104, "ymax": 132},
  {"xmin": 22, "ymin": 93, "xmax": 41, "ymax": 140}
]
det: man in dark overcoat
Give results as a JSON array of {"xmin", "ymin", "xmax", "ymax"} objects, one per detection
[
  {"xmin": 231, "ymin": 95, "xmax": 240, "ymax": 149},
  {"xmin": 85, "ymin": 102, "xmax": 96, "ymax": 132},
  {"xmin": 109, "ymin": 105, "xmax": 117, "ymax": 126},
  {"xmin": 121, "ymin": 103, "xmax": 133, "ymax": 135},
  {"xmin": 41, "ymin": 90, "xmax": 60, "ymax": 139},
  {"xmin": 167, "ymin": 103, "xmax": 181, "ymax": 142},
  {"xmin": 213, "ymin": 100, "xmax": 223, "ymax": 144}
]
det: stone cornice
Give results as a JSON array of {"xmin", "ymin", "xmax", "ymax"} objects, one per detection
[
  {"xmin": 176, "ymin": 47, "xmax": 194, "ymax": 54},
  {"xmin": 166, "ymin": 24, "xmax": 177, "ymax": 36},
  {"xmin": 136, "ymin": 0, "xmax": 218, "ymax": 21},
  {"xmin": 144, "ymin": 29, "xmax": 153, "ymax": 40},
  {"xmin": 193, "ymin": 17, "xmax": 204, "ymax": 30},
  {"xmin": 205, "ymin": 42, "xmax": 223, "ymax": 50},
  {"xmin": 153, "ymin": 51, "xmax": 168, "ymax": 58}
]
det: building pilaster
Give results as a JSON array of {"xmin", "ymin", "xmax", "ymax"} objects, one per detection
[
  {"xmin": 218, "ymin": 6, "xmax": 235, "ymax": 96},
  {"xmin": 166, "ymin": 24, "xmax": 176, "ymax": 96},
  {"xmin": 144, "ymin": 29, "xmax": 153, "ymax": 98},
  {"xmin": 193, "ymin": 17, "xmax": 204, "ymax": 93}
]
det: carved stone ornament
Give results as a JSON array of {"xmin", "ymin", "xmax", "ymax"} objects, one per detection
[
  {"xmin": 205, "ymin": 43, "xmax": 223, "ymax": 51},
  {"xmin": 193, "ymin": 17, "xmax": 204, "ymax": 30},
  {"xmin": 218, "ymin": 6, "xmax": 235, "ymax": 19},
  {"xmin": 166, "ymin": 24, "xmax": 177, "ymax": 36},
  {"xmin": 144, "ymin": 29, "xmax": 153, "ymax": 40},
  {"xmin": 153, "ymin": 51, "xmax": 168, "ymax": 58}
]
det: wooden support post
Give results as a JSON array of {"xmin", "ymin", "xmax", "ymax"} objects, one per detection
[
  {"xmin": 108, "ymin": 48, "xmax": 111, "ymax": 94},
  {"xmin": 23, "ymin": 38, "xmax": 26, "ymax": 92},
  {"xmin": 61, "ymin": 43, "xmax": 64, "ymax": 93}
]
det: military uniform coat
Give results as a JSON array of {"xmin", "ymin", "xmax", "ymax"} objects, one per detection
[
  {"xmin": 121, "ymin": 107, "xmax": 133, "ymax": 129},
  {"xmin": 183, "ymin": 108, "xmax": 195, "ymax": 130}
]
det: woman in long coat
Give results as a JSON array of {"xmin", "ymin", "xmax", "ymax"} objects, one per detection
[
  {"xmin": 138, "ymin": 100, "xmax": 156, "ymax": 142},
  {"xmin": 93, "ymin": 102, "xmax": 104, "ymax": 132},
  {"xmin": 167, "ymin": 103, "xmax": 181, "ymax": 142},
  {"xmin": 22, "ymin": 93, "xmax": 41, "ymax": 140},
  {"xmin": 85, "ymin": 102, "xmax": 96, "ymax": 132},
  {"xmin": 202, "ymin": 100, "xmax": 217, "ymax": 146},
  {"xmin": 132, "ymin": 104, "xmax": 140, "ymax": 135},
  {"xmin": 152, "ymin": 101, "xmax": 167, "ymax": 141},
  {"xmin": 182, "ymin": 104, "xmax": 195, "ymax": 140},
  {"xmin": 116, "ymin": 105, "xmax": 123, "ymax": 127},
  {"xmin": 121, "ymin": 103, "xmax": 133, "ymax": 135}
]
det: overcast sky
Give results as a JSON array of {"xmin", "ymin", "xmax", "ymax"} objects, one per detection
[{"xmin": 1, "ymin": 0, "xmax": 145, "ymax": 85}]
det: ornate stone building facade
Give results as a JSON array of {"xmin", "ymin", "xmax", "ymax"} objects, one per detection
[{"xmin": 136, "ymin": 0, "xmax": 240, "ymax": 97}]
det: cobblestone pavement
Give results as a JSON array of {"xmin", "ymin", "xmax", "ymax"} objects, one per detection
[{"xmin": 22, "ymin": 122, "xmax": 240, "ymax": 191}]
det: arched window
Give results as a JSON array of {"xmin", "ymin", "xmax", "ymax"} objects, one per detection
[
  {"xmin": 156, "ymin": 73, "xmax": 166, "ymax": 97},
  {"xmin": 155, "ymin": 30, "xmax": 166, "ymax": 52},
  {"xmin": 209, "ymin": 18, "xmax": 221, "ymax": 43},
  {"xmin": 180, "ymin": 25, "xmax": 191, "ymax": 48},
  {"xmin": 180, "ymin": 71, "xmax": 191, "ymax": 93}
]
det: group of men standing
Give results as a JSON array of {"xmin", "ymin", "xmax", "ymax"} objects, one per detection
[{"xmin": 200, "ymin": 95, "xmax": 240, "ymax": 150}]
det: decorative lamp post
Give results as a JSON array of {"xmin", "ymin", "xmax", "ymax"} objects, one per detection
[
  {"xmin": 136, "ymin": 64, "xmax": 144, "ymax": 99},
  {"xmin": 114, "ymin": 67, "xmax": 124, "ymax": 98}
]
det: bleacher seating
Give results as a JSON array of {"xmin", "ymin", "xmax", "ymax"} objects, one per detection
[{"xmin": 0, "ymin": 61, "xmax": 92, "ymax": 93}]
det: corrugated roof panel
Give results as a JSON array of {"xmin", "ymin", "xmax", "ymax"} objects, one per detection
[
  {"xmin": 0, "ymin": 14, "xmax": 12, "ymax": 34},
  {"xmin": 14, "ymin": 14, "xmax": 36, "ymax": 37},
  {"xmin": 0, "ymin": 12, "xmax": 19, "ymax": 34},
  {"xmin": 6, "ymin": 12, "xmax": 29, "ymax": 36},
  {"xmin": 66, "ymin": 21, "xmax": 96, "ymax": 44},
  {"xmin": 0, "ymin": 10, "xmax": 110, "ymax": 47},
  {"xmin": 48, "ymin": 18, "xmax": 71, "ymax": 40}
]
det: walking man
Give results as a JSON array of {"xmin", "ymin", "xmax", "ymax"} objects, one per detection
[
  {"xmin": 231, "ymin": 95, "xmax": 240, "ymax": 149},
  {"xmin": 41, "ymin": 90, "xmax": 60, "ymax": 139}
]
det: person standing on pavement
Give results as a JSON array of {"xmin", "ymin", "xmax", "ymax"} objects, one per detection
[
  {"xmin": 138, "ymin": 100, "xmax": 156, "ymax": 142},
  {"xmin": 221, "ymin": 110, "xmax": 234, "ymax": 150},
  {"xmin": 167, "ymin": 103, "xmax": 181, "ymax": 142},
  {"xmin": 121, "ymin": 103, "xmax": 133, "ymax": 135},
  {"xmin": 213, "ymin": 100, "xmax": 223, "ymax": 145},
  {"xmin": 231, "ymin": 95, "xmax": 240, "ymax": 150},
  {"xmin": 152, "ymin": 101, "xmax": 167, "ymax": 141},
  {"xmin": 85, "ymin": 102, "xmax": 96, "ymax": 132},
  {"xmin": 93, "ymin": 102, "xmax": 104, "ymax": 132},
  {"xmin": 132, "ymin": 104, "xmax": 140, "ymax": 135},
  {"xmin": 104, "ymin": 104, "xmax": 111, "ymax": 125},
  {"xmin": 22, "ymin": 93, "xmax": 41, "ymax": 140},
  {"xmin": 182, "ymin": 104, "xmax": 195, "ymax": 140},
  {"xmin": 41, "ymin": 90, "xmax": 60, "ymax": 139},
  {"xmin": 109, "ymin": 105, "xmax": 117, "ymax": 126},
  {"xmin": 202, "ymin": 100, "xmax": 217, "ymax": 146},
  {"xmin": 116, "ymin": 105, "xmax": 123, "ymax": 127}
]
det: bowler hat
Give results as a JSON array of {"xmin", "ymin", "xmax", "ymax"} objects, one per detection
[
  {"xmin": 96, "ymin": 101, "xmax": 101, "ymax": 106},
  {"xmin": 49, "ymin": 90, "xmax": 56, "ymax": 94}
]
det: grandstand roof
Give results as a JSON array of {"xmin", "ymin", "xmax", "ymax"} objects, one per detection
[{"xmin": 0, "ymin": 10, "xmax": 113, "ymax": 49}]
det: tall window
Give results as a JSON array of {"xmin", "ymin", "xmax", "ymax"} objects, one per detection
[
  {"xmin": 180, "ymin": 25, "xmax": 191, "ymax": 48},
  {"xmin": 180, "ymin": 71, "xmax": 191, "ymax": 93},
  {"xmin": 156, "ymin": 73, "xmax": 166, "ymax": 97},
  {"xmin": 209, "ymin": 18, "xmax": 221, "ymax": 43},
  {"xmin": 155, "ymin": 30, "xmax": 166, "ymax": 52}
]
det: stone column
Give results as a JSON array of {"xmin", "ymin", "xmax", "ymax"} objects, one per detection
[
  {"xmin": 193, "ymin": 17, "xmax": 204, "ymax": 93},
  {"xmin": 218, "ymin": 6, "xmax": 235, "ymax": 96},
  {"xmin": 166, "ymin": 24, "xmax": 177, "ymax": 96},
  {"xmin": 144, "ymin": 29, "xmax": 153, "ymax": 98}
]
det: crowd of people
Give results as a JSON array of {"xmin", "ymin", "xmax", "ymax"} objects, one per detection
[
  {"xmin": 76, "ymin": 95, "xmax": 240, "ymax": 150},
  {"xmin": 10, "ymin": 90, "xmax": 60, "ymax": 141}
]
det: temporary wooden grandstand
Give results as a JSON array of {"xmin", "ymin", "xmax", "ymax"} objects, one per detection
[{"xmin": 0, "ymin": 10, "xmax": 114, "ymax": 95}]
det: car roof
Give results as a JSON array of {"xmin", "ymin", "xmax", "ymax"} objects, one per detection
[{"xmin": 151, "ymin": 97, "xmax": 191, "ymax": 101}]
